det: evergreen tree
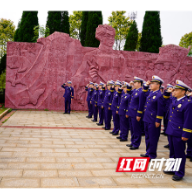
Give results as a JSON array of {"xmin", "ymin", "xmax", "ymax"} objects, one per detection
[
  {"xmin": 0, "ymin": 54, "xmax": 6, "ymax": 75},
  {"xmin": 15, "ymin": 11, "xmax": 39, "ymax": 42},
  {"xmin": 14, "ymin": 20, "xmax": 21, "ymax": 42},
  {"xmin": 84, "ymin": 11, "xmax": 103, "ymax": 47},
  {"xmin": 46, "ymin": 11, "xmax": 61, "ymax": 35},
  {"xmin": 139, "ymin": 11, "xmax": 162, "ymax": 53},
  {"xmin": 124, "ymin": 20, "xmax": 138, "ymax": 51},
  {"xmin": 79, "ymin": 11, "xmax": 89, "ymax": 46},
  {"xmin": 61, "ymin": 11, "xmax": 70, "ymax": 35}
]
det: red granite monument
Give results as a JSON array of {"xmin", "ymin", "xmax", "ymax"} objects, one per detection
[{"xmin": 5, "ymin": 24, "xmax": 192, "ymax": 111}]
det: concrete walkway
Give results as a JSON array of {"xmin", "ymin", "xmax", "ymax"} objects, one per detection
[{"xmin": 0, "ymin": 110, "xmax": 191, "ymax": 188}]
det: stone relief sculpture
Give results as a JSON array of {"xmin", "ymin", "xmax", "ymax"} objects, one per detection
[{"xmin": 5, "ymin": 25, "xmax": 192, "ymax": 111}]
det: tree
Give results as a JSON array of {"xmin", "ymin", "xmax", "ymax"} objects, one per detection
[
  {"xmin": 61, "ymin": 11, "xmax": 70, "ymax": 35},
  {"xmin": 46, "ymin": 11, "xmax": 61, "ymax": 35},
  {"xmin": 0, "ymin": 19, "xmax": 15, "ymax": 58},
  {"xmin": 108, "ymin": 11, "xmax": 132, "ymax": 50},
  {"xmin": 15, "ymin": 11, "xmax": 39, "ymax": 42},
  {"xmin": 69, "ymin": 11, "xmax": 82, "ymax": 40},
  {"xmin": 136, "ymin": 33, "xmax": 141, "ymax": 51},
  {"xmin": 79, "ymin": 11, "xmax": 89, "ymax": 46},
  {"xmin": 0, "ymin": 70, "xmax": 6, "ymax": 89},
  {"xmin": 33, "ymin": 25, "xmax": 50, "ymax": 41},
  {"xmin": 124, "ymin": 20, "xmax": 138, "ymax": 51},
  {"xmin": 179, "ymin": 32, "xmax": 192, "ymax": 56},
  {"xmin": 0, "ymin": 54, "xmax": 6, "ymax": 75},
  {"xmin": 84, "ymin": 11, "xmax": 103, "ymax": 47},
  {"xmin": 14, "ymin": 20, "xmax": 21, "ymax": 42},
  {"xmin": 139, "ymin": 11, "xmax": 162, "ymax": 53}
]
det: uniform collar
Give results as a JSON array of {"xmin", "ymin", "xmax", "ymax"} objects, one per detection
[
  {"xmin": 177, "ymin": 95, "xmax": 186, "ymax": 101},
  {"xmin": 152, "ymin": 89, "xmax": 159, "ymax": 93},
  {"xmin": 135, "ymin": 87, "xmax": 142, "ymax": 91}
]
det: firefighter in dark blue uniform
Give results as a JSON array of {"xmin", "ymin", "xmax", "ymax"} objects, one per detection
[
  {"xmin": 97, "ymin": 82, "xmax": 105, "ymax": 126},
  {"xmin": 110, "ymin": 81, "xmax": 122, "ymax": 135},
  {"xmin": 61, "ymin": 81, "xmax": 74, "ymax": 114},
  {"xmin": 126, "ymin": 77, "xmax": 144, "ymax": 150},
  {"xmin": 163, "ymin": 84, "xmax": 174, "ymax": 149},
  {"xmin": 139, "ymin": 76, "xmax": 169, "ymax": 159},
  {"xmin": 102, "ymin": 81, "xmax": 114, "ymax": 130},
  {"xmin": 90, "ymin": 83, "xmax": 99, "ymax": 122},
  {"xmin": 186, "ymin": 88, "xmax": 192, "ymax": 162},
  {"xmin": 85, "ymin": 82, "xmax": 94, "ymax": 118},
  {"xmin": 116, "ymin": 82, "xmax": 132, "ymax": 141},
  {"xmin": 163, "ymin": 80, "xmax": 192, "ymax": 181}
]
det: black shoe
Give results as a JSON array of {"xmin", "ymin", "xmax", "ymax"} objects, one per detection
[
  {"xmin": 92, "ymin": 120, "xmax": 97, "ymax": 122},
  {"xmin": 126, "ymin": 144, "xmax": 133, "ymax": 147},
  {"xmin": 112, "ymin": 133, "xmax": 119, "ymax": 135},
  {"xmin": 102, "ymin": 127, "xmax": 106, "ymax": 129},
  {"xmin": 97, "ymin": 123, "xmax": 103, "ymax": 126},
  {"xmin": 172, "ymin": 175, "xmax": 183, "ymax": 181},
  {"xmin": 86, "ymin": 115, "xmax": 89, "ymax": 118},
  {"xmin": 140, "ymin": 154, "xmax": 149, "ymax": 157},
  {"xmin": 120, "ymin": 139, "xmax": 127, "ymax": 142},
  {"xmin": 186, "ymin": 155, "xmax": 191, "ymax": 159},
  {"xmin": 105, "ymin": 128, "xmax": 111, "ymax": 130},
  {"xmin": 190, "ymin": 157, "xmax": 192, "ymax": 162},
  {"xmin": 87, "ymin": 116, "xmax": 92, "ymax": 118},
  {"xmin": 164, "ymin": 144, "xmax": 169, "ymax": 148},
  {"xmin": 116, "ymin": 136, "xmax": 121, "ymax": 139},
  {"xmin": 163, "ymin": 170, "xmax": 175, "ymax": 175},
  {"xmin": 109, "ymin": 131, "xmax": 114, "ymax": 134},
  {"xmin": 130, "ymin": 146, "xmax": 139, "ymax": 150},
  {"xmin": 63, "ymin": 112, "xmax": 68, "ymax": 114}
]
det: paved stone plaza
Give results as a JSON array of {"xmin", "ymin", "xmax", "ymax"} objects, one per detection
[{"xmin": 0, "ymin": 110, "xmax": 191, "ymax": 188}]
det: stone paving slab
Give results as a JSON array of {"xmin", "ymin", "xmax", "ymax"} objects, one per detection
[
  {"xmin": 0, "ymin": 110, "xmax": 191, "ymax": 188},
  {"xmin": 2, "ymin": 111, "xmax": 108, "ymax": 129}
]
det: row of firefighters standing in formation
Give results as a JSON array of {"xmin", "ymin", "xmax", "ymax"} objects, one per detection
[{"xmin": 85, "ymin": 76, "xmax": 192, "ymax": 181}]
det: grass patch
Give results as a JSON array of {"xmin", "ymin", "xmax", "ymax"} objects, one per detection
[
  {"xmin": 44, "ymin": 108, "xmax": 49, "ymax": 111},
  {"xmin": 0, "ymin": 104, "xmax": 8, "ymax": 114},
  {"xmin": 2, "ymin": 119, "xmax": 8, "ymax": 124}
]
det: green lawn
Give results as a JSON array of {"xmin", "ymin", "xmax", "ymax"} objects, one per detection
[{"xmin": 0, "ymin": 108, "xmax": 7, "ymax": 114}]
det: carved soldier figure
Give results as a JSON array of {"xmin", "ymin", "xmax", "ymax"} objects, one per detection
[
  {"xmin": 155, "ymin": 45, "xmax": 190, "ymax": 85},
  {"xmin": 71, "ymin": 24, "xmax": 125, "ymax": 107}
]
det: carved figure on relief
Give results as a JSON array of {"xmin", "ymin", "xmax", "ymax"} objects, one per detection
[{"xmin": 71, "ymin": 24, "xmax": 125, "ymax": 106}]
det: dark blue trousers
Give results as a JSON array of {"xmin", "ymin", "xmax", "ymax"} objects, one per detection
[
  {"xmin": 104, "ymin": 107, "xmax": 112, "ymax": 129},
  {"xmin": 141, "ymin": 118, "xmax": 145, "ymax": 135},
  {"xmin": 112, "ymin": 110, "xmax": 120, "ymax": 134},
  {"xmin": 129, "ymin": 117, "xmax": 142, "ymax": 148},
  {"xmin": 92, "ymin": 104, "xmax": 98, "ymax": 121},
  {"xmin": 87, "ymin": 100, "xmax": 93, "ymax": 117},
  {"xmin": 144, "ymin": 121, "xmax": 161, "ymax": 159},
  {"xmin": 168, "ymin": 135, "xmax": 186, "ymax": 178},
  {"xmin": 98, "ymin": 106, "xmax": 104, "ymax": 124},
  {"xmin": 163, "ymin": 117, "xmax": 169, "ymax": 132},
  {"xmin": 186, "ymin": 135, "xmax": 192, "ymax": 158},
  {"xmin": 65, "ymin": 99, "xmax": 71, "ymax": 113},
  {"xmin": 119, "ymin": 115, "xmax": 129, "ymax": 140}
]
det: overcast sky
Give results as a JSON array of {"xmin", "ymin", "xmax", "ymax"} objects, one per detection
[{"xmin": 0, "ymin": 10, "xmax": 192, "ymax": 45}]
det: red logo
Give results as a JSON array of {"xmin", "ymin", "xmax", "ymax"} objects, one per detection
[{"xmin": 116, "ymin": 157, "xmax": 150, "ymax": 172}]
